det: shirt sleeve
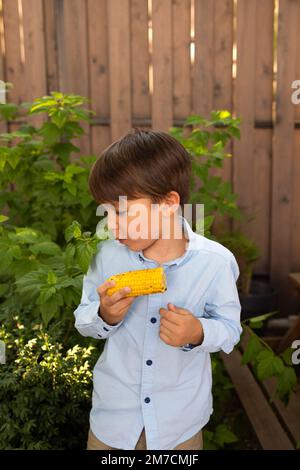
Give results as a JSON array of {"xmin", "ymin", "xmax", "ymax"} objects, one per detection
[
  {"xmin": 181, "ymin": 253, "xmax": 242, "ymax": 354},
  {"xmin": 73, "ymin": 247, "xmax": 125, "ymax": 340}
]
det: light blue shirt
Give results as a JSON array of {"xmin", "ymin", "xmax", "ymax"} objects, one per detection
[{"xmin": 73, "ymin": 216, "xmax": 242, "ymax": 450}]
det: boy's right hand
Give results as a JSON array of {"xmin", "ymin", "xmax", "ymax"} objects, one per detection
[{"xmin": 97, "ymin": 280, "xmax": 135, "ymax": 326}]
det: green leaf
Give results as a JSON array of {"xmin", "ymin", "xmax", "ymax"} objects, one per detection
[
  {"xmin": 47, "ymin": 271, "xmax": 57, "ymax": 285},
  {"xmin": 76, "ymin": 243, "xmax": 94, "ymax": 273},
  {"xmin": 65, "ymin": 221, "xmax": 82, "ymax": 242},
  {"xmin": 30, "ymin": 242, "xmax": 61, "ymax": 256},
  {"xmin": 241, "ymin": 334, "xmax": 263, "ymax": 365},
  {"xmin": 214, "ymin": 424, "xmax": 238, "ymax": 447},
  {"xmin": 256, "ymin": 350, "xmax": 284, "ymax": 380},
  {"xmin": 276, "ymin": 367, "xmax": 297, "ymax": 404},
  {"xmin": 40, "ymin": 294, "xmax": 63, "ymax": 326},
  {"xmin": 39, "ymin": 122, "xmax": 61, "ymax": 145},
  {"xmin": 38, "ymin": 286, "xmax": 56, "ymax": 305}
]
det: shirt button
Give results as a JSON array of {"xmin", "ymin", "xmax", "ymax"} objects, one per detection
[
  {"xmin": 146, "ymin": 360, "xmax": 152, "ymax": 366},
  {"xmin": 144, "ymin": 397, "xmax": 151, "ymax": 404},
  {"xmin": 150, "ymin": 317, "xmax": 157, "ymax": 323}
]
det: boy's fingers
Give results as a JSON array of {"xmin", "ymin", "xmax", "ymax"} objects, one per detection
[
  {"xmin": 97, "ymin": 280, "xmax": 116, "ymax": 297},
  {"xmin": 160, "ymin": 316, "xmax": 179, "ymax": 332},
  {"xmin": 111, "ymin": 295, "xmax": 135, "ymax": 312},
  {"xmin": 168, "ymin": 303, "xmax": 189, "ymax": 315},
  {"xmin": 159, "ymin": 308, "xmax": 181, "ymax": 325},
  {"xmin": 107, "ymin": 286, "xmax": 132, "ymax": 304}
]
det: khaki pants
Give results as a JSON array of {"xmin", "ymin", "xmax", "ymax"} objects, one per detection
[{"xmin": 87, "ymin": 426, "xmax": 203, "ymax": 450}]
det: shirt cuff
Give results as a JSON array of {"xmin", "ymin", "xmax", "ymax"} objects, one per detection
[
  {"xmin": 180, "ymin": 318, "xmax": 204, "ymax": 352},
  {"xmin": 97, "ymin": 308, "xmax": 125, "ymax": 337},
  {"xmin": 74, "ymin": 300, "xmax": 125, "ymax": 339}
]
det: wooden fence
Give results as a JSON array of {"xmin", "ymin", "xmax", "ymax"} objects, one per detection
[{"xmin": 0, "ymin": 0, "xmax": 299, "ymax": 312}]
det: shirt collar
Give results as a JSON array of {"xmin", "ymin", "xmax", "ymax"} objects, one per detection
[{"xmin": 133, "ymin": 215, "xmax": 198, "ymax": 268}]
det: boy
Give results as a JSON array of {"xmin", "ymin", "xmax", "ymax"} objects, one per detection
[{"xmin": 73, "ymin": 129, "xmax": 242, "ymax": 451}]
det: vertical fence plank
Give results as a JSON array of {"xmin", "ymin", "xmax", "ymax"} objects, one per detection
[
  {"xmin": 43, "ymin": 0, "xmax": 59, "ymax": 93},
  {"xmin": 56, "ymin": 0, "xmax": 90, "ymax": 154},
  {"xmin": 152, "ymin": 0, "xmax": 172, "ymax": 131},
  {"xmin": 173, "ymin": 0, "xmax": 191, "ymax": 119},
  {"xmin": 0, "ymin": 0, "xmax": 8, "ymax": 134},
  {"xmin": 131, "ymin": 0, "xmax": 150, "ymax": 122},
  {"xmin": 292, "ymin": 4, "xmax": 300, "ymax": 280},
  {"xmin": 22, "ymin": 0, "xmax": 47, "ymax": 126},
  {"xmin": 271, "ymin": 0, "xmax": 298, "ymax": 292},
  {"xmin": 292, "ymin": 132, "xmax": 300, "ymax": 276},
  {"xmin": 2, "ymin": 0, "xmax": 25, "ymax": 105},
  {"xmin": 252, "ymin": 0, "xmax": 274, "ymax": 274},
  {"xmin": 107, "ymin": 0, "xmax": 131, "ymax": 140},
  {"xmin": 193, "ymin": 0, "xmax": 214, "ymax": 117},
  {"xmin": 88, "ymin": 0, "xmax": 110, "ymax": 155},
  {"xmin": 210, "ymin": 0, "xmax": 234, "ymax": 236},
  {"xmin": 233, "ymin": 0, "xmax": 256, "ymax": 239}
]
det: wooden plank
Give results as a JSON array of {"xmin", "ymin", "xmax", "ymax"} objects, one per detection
[
  {"xmin": 0, "ymin": 0, "xmax": 8, "ymax": 134},
  {"xmin": 210, "ymin": 0, "xmax": 234, "ymax": 235},
  {"xmin": 289, "ymin": 273, "xmax": 300, "ymax": 292},
  {"xmin": 152, "ymin": 0, "xmax": 172, "ymax": 131},
  {"xmin": 271, "ymin": 0, "xmax": 298, "ymax": 288},
  {"xmin": 193, "ymin": 0, "xmax": 214, "ymax": 117},
  {"xmin": 107, "ymin": 0, "xmax": 131, "ymax": 140},
  {"xmin": 252, "ymin": 128, "xmax": 272, "ymax": 275},
  {"xmin": 233, "ymin": 0, "xmax": 256, "ymax": 240},
  {"xmin": 131, "ymin": 0, "xmax": 150, "ymax": 120},
  {"xmin": 173, "ymin": 0, "xmax": 191, "ymax": 119},
  {"xmin": 276, "ymin": 315, "xmax": 300, "ymax": 353},
  {"xmin": 22, "ymin": 0, "xmax": 47, "ymax": 127},
  {"xmin": 87, "ymin": 0, "xmax": 110, "ymax": 155},
  {"xmin": 213, "ymin": 0, "xmax": 233, "ymax": 113},
  {"xmin": 291, "ymin": 131, "xmax": 300, "ymax": 276},
  {"xmin": 263, "ymin": 377, "xmax": 300, "ymax": 446},
  {"xmin": 43, "ymin": 0, "xmax": 59, "ymax": 93},
  {"xmin": 252, "ymin": 0, "xmax": 274, "ymax": 275},
  {"xmin": 56, "ymin": 0, "xmax": 90, "ymax": 155},
  {"xmin": 221, "ymin": 349, "xmax": 294, "ymax": 450},
  {"xmin": 2, "ymin": 0, "xmax": 25, "ymax": 104}
]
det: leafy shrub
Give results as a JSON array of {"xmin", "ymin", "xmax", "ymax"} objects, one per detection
[
  {"xmin": 0, "ymin": 92, "xmax": 97, "ymax": 243},
  {"xmin": 0, "ymin": 317, "xmax": 100, "ymax": 450},
  {"xmin": 170, "ymin": 111, "xmax": 241, "ymax": 235}
]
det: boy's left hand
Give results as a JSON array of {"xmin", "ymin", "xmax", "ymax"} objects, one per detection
[{"xmin": 159, "ymin": 303, "xmax": 204, "ymax": 348}]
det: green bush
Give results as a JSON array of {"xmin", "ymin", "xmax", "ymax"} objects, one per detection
[{"xmin": 0, "ymin": 317, "xmax": 100, "ymax": 450}]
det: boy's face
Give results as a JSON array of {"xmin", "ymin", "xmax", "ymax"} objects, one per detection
[{"xmin": 102, "ymin": 195, "xmax": 179, "ymax": 252}]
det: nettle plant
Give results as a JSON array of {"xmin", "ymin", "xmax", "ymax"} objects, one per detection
[
  {"xmin": 0, "ymin": 92, "xmax": 98, "ymax": 243},
  {"xmin": 0, "ymin": 92, "xmax": 107, "ymax": 335},
  {"xmin": 170, "ymin": 111, "xmax": 241, "ymax": 235}
]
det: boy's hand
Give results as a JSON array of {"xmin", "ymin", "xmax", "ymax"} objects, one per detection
[
  {"xmin": 159, "ymin": 303, "xmax": 204, "ymax": 348},
  {"xmin": 97, "ymin": 280, "xmax": 135, "ymax": 326}
]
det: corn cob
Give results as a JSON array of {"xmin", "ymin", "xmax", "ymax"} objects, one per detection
[{"xmin": 106, "ymin": 267, "xmax": 167, "ymax": 297}]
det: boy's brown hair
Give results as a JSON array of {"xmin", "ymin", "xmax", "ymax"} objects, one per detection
[{"xmin": 88, "ymin": 128, "xmax": 192, "ymax": 208}]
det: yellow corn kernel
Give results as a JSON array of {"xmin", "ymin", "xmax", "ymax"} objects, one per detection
[{"xmin": 106, "ymin": 267, "xmax": 167, "ymax": 297}]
